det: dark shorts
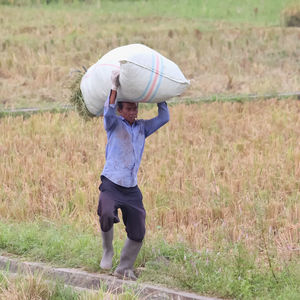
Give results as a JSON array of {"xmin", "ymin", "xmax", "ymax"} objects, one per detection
[{"xmin": 97, "ymin": 176, "xmax": 146, "ymax": 242}]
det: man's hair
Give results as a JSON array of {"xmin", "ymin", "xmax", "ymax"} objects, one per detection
[
  {"xmin": 117, "ymin": 102, "xmax": 139, "ymax": 111},
  {"xmin": 117, "ymin": 102, "xmax": 123, "ymax": 110}
]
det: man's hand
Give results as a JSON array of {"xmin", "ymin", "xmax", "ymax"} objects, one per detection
[{"xmin": 111, "ymin": 69, "xmax": 120, "ymax": 91}]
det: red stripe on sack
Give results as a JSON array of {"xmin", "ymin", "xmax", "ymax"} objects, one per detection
[{"xmin": 141, "ymin": 55, "xmax": 160, "ymax": 103}]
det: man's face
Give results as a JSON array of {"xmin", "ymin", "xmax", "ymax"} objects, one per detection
[{"xmin": 118, "ymin": 102, "xmax": 138, "ymax": 125}]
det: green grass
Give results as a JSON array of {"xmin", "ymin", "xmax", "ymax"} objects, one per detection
[
  {"xmin": 0, "ymin": 220, "xmax": 102, "ymax": 270},
  {"xmin": 1, "ymin": 0, "xmax": 297, "ymax": 26},
  {"xmin": 99, "ymin": 0, "xmax": 297, "ymax": 26},
  {"xmin": 0, "ymin": 220, "xmax": 299, "ymax": 299}
]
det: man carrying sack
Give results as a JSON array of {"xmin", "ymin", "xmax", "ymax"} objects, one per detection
[{"xmin": 97, "ymin": 70, "xmax": 170, "ymax": 280}]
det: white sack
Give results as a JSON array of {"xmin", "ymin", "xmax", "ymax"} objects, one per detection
[{"xmin": 80, "ymin": 44, "xmax": 190, "ymax": 116}]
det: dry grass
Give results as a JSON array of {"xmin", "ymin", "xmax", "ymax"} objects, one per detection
[
  {"xmin": 0, "ymin": 6, "xmax": 300, "ymax": 109},
  {"xmin": 0, "ymin": 100, "xmax": 299, "ymax": 263},
  {"xmin": 0, "ymin": 272, "xmax": 53, "ymax": 300},
  {"xmin": 0, "ymin": 272, "xmax": 139, "ymax": 299}
]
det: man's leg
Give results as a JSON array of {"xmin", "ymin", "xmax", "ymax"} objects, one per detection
[
  {"xmin": 100, "ymin": 227, "xmax": 114, "ymax": 269},
  {"xmin": 114, "ymin": 187, "xmax": 145, "ymax": 280},
  {"xmin": 114, "ymin": 238, "xmax": 143, "ymax": 280},
  {"xmin": 98, "ymin": 189, "xmax": 120, "ymax": 270}
]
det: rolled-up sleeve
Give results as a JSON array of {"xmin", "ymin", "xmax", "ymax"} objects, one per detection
[{"xmin": 144, "ymin": 102, "xmax": 170, "ymax": 138}]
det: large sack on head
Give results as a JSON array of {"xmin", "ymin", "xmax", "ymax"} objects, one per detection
[{"xmin": 80, "ymin": 44, "xmax": 190, "ymax": 116}]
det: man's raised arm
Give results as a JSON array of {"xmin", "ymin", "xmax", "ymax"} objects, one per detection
[
  {"xmin": 144, "ymin": 102, "xmax": 170, "ymax": 138},
  {"xmin": 103, "ymin": 70, "xmax": 120, "ymax": 131}
]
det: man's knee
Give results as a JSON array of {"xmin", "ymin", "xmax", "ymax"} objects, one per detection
[
  {"xmin": 100, "ymin": 212, "xmax": 115, "ymax": 232},
  {"xmin": 127, "ymin": 226, "xmax": 145, "ymax": 242},
  {"xmin": 126, "ymin": 208, "xmax": 146, "ymax": 242}
]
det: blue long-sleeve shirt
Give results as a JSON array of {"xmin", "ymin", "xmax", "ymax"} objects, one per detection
[{"xmin": 101, "ymin": 98, "xmax": 169, "ymax": 187}]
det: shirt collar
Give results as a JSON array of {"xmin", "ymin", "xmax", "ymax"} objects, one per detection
[{"xmin": 120, "ymin": 116, "xmax": 137, "ymax": 127}]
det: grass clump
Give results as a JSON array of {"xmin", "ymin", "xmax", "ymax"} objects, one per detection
[
  {"xmin": 282, "ymin": 3, "xmax": 300, "ymax": 27},
  {"xmin": 69, "ymin": 71, "xmax": 95, "ymax": 121},
  {"xmin": 0, "ymin": 270, "xmax": 139, "ymax": 299},
  {"xmin": 0, "ymin": 271, "xmax": 78, "ymax": 300}
]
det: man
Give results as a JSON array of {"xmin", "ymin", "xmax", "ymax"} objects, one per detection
[{"xmin": 97, "ymin": 70, "xmax": 169, "ymax": 280}]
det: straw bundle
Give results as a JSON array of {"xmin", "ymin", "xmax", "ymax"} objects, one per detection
[{"xmin": 69, "ymin": 70, "xmax": 95, "ymax": 120}]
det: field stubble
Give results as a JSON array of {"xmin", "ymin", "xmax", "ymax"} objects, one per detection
[
  {"xmin": 0, "ymin": 5, "xmax": 300, "ymax": 108},
  {"xmin": 0, "ymin": 100, "xmax": 299, "ymax": 266}
]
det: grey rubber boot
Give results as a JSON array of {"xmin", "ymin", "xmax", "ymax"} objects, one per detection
[
  {"xmin": 113, "ymin": 238, "xmax": 142, "ymax": 281},
  {"xmin": 100, "ymin": 227, "xmax": 114, "ymax": 270}
]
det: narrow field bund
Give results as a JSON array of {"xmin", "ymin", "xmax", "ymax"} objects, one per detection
[{"xmin": 0, "ymin": 255, "xmax": 218, "ymax": 300}]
